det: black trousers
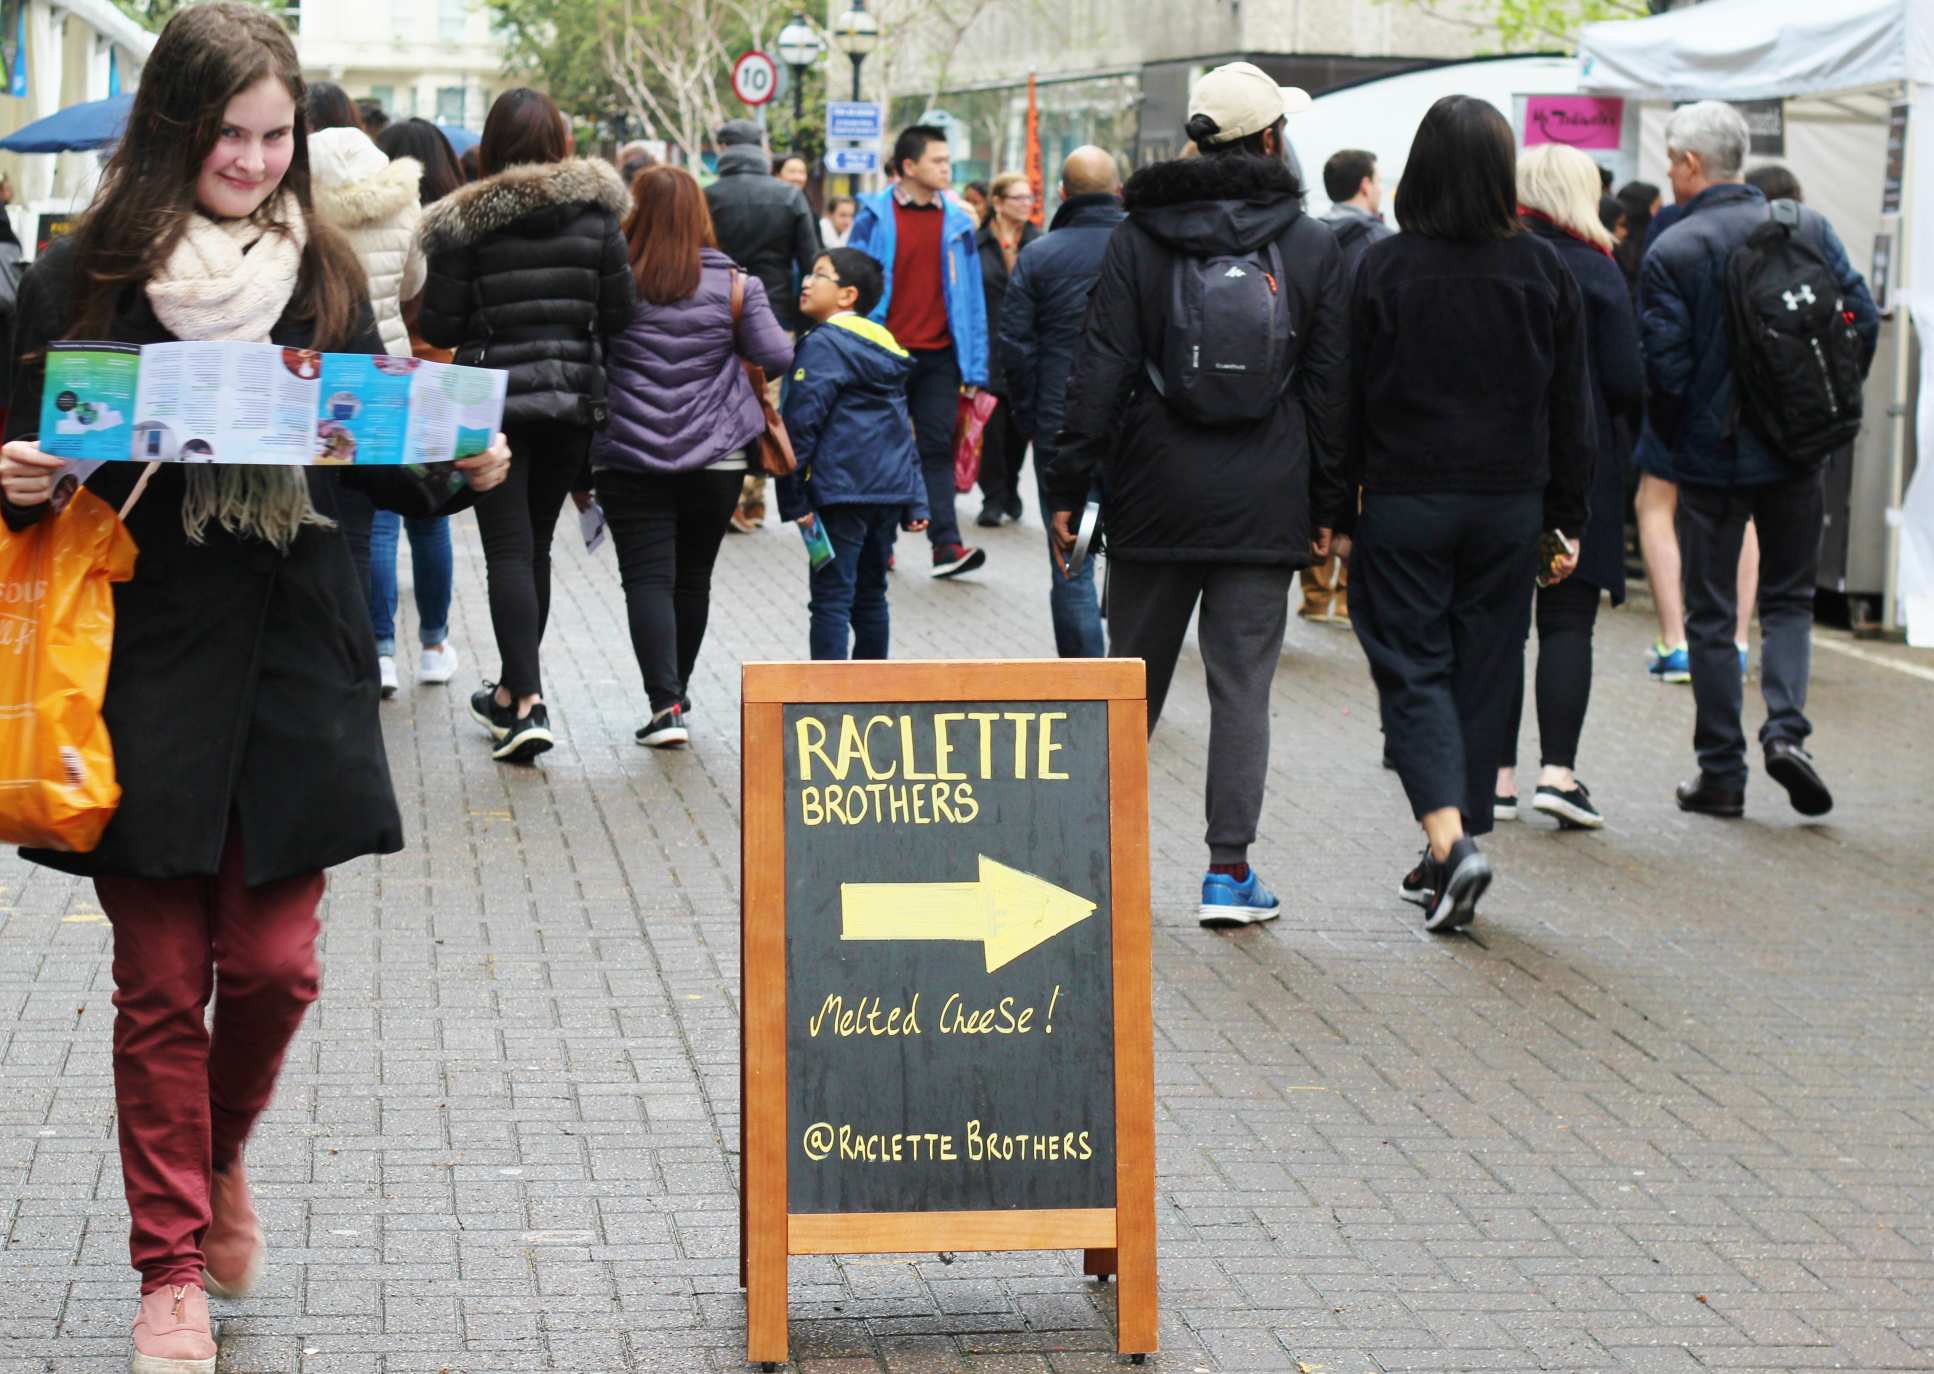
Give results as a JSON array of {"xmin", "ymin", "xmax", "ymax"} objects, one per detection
[
  {"xmin": 905, "ymin": 347, "xmax": 963, "ymax": 553},
  {"xmin": 976, "ymin": 394, "xmax": 1027, "ymax": 513},
  {"xmin": 595, "ymin": 465, "xmax": 743, "ymax": 714},
  {"xmin": 474, "ymin": 423, "xmax": 589, "ymax": 698},
  {"xmin": 1351, "ymin": 489, "xmax": 1540, "ymax": 836},
  {"xmin": 1502, "ymin": 575, "xmax": 1602, "ymax": 771},
  {"xmin": 1678, "ymin": 469, "xmax": 1823, "ymax": 787},
  {"xmin": 335, "ymin": 484, "xmax": 376, "ymax": 608}
]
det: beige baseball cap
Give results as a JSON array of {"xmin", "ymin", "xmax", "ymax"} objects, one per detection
[{"xmin": 1188, "ymin": 62, "xmax": 1312, "ymax": 143}]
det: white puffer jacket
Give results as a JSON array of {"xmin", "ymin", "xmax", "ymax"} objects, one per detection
[{"xmin": 309, "ymin": 127, "xmax": 425, "ymax": 357}]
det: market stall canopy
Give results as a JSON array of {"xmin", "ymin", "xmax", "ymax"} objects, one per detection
[
  {"xmin": 1578, "ymin": 0, "xmax": 1916, "ymax": 100},
  {"xmin": 0, "ymin": 93, "xmax": 134, "ymax": 154},
  {"xmin": 436, "ymin": 124, "xmax": 480, "ymax": 155}
]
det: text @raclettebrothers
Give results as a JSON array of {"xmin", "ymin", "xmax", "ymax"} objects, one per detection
[{"xmin": 801, "ymin": 1119, "xmax": 1096, "ymax": 1164}]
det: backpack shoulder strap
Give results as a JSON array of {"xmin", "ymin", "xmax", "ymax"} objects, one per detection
[{"xmin": 1769, "ymin": 197, "xmax": 1803, "ymax": 231}]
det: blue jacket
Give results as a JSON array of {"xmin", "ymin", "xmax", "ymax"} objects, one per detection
[
  {"xmin": 847, "ymin": 188, "xmax": 989, "ymax": 386},
  {"xmin": 997, "ymin": 193, "xmax": 1127, "ymax": 459},
  {"xmin": 1635, "ymin": 182, "xmax": 1878, "ymax": 488},
  {"xmin": 776, "ymin": 314, "xmax": 930, "ymax": 523}
]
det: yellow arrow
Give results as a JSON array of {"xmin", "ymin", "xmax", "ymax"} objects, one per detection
[{"xmin": 839, "ymin": 856, "xmax": 1099, "ymax": 972}]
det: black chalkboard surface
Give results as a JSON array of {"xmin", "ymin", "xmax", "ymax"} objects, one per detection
[{"xmin": 783, "ymin": 700, "xmax": 1116, "ymax": 1215}]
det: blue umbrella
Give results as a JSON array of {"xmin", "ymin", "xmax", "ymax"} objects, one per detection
[
  {"xmin": 0, "ymin": 93, "xmax": 135, "ymax": 153},
  {"xmin": 436, "ymin": 123, "xmax": 480, "ymax": 155}
]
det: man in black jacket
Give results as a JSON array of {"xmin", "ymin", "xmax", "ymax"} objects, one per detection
[
  {"xmin": 998, "ymin": 146, "xmax": 1124, "ymax": 658},
  {"xmin": 705, "ymin": 119, "xmax": 821, "ymax": 528},
  {"xmin": 1045, "ymin": 64, "xmax": 1350, "ymax": 928}
]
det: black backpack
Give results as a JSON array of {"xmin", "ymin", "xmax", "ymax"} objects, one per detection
[
  {"xmin": 1144, "ymin": 238, "xmax": 1296, "ymax": 425},
  {"xmin": 1723, "ymin": 199, "xmax": 1865, "ymax": 466}
]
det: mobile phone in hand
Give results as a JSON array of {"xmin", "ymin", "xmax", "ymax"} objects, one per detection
[{"xmin": 1536, "ymin": 528, "xmax": 1575, "ymax": 587}]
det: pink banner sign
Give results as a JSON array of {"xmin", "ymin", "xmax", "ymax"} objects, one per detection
[{"xmin": 1525, "ymin": 96, "xmax": 1624, "ymax": 151}]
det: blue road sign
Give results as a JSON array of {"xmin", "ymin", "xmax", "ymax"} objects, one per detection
[
  {"xmin": 824, "ymin": 146, "xmax": 881, "ymax": 175},
  {"xmin": 827, "ymin": 101, "xmax": 883, "ymax": 141}
]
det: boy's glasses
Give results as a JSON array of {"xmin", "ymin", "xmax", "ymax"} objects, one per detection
[{"xmin": 808, "ymin": 268, "xmax": 843, "ymax": 285}]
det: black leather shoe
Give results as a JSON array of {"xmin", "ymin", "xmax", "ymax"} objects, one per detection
[
  {"xmin": 1765, "ymin": 739, "xmax": 1833, "ymax": 817},
  {"xmin": 975, "ymin": 504, "xmax": 1004, "ymax": 528},
  {"xmin": 1676, "ymin": 775, "xmax": 1744, "ymax": 818}
]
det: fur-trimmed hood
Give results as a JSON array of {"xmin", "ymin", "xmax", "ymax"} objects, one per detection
[
  {"xmin": 419, "ymin": 157, "xmax": 630, "ymax": 257},
  {"xmin": 1123, "ymin": 153, "xmax": 1303, "ymax": 256},
  {"xmin": 309, "ymin": 127, "xmax": 421, "ymax": 229}
]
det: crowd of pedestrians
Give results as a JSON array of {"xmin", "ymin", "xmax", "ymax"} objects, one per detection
[{"xmin": 0, "ymin": 6, "xmax": 1886, "ymax": 1366}]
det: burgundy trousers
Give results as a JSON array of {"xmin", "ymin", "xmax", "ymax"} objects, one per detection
[{"xmin": 96, "ymin": 833, "xmax": 323, "ymax": 1292}]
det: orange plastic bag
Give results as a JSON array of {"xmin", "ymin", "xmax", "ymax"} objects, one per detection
[{"xmin": 0, "ymin": 485, "xmax": 136, "ymax": 852}]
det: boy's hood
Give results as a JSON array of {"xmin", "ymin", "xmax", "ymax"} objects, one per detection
[{"xmin": 811, "ymin": 314, "xmax": 912, "ymax": 383}]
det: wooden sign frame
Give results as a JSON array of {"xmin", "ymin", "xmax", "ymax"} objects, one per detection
[{"xmin": 740, "ymin": 660, "xmax": 1157, "ymax": 1366}]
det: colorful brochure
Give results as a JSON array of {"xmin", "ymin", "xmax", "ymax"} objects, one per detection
[{"xmin": 38, "ymin": 341, "xmax": 507, "ymax": 467}]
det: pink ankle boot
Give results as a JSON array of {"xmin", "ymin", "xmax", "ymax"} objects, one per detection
[
  {"xmin": 200, "ymin": 1161, "xmax": 265, "ymax": 1299},
  {"xmin": 130, "ymin": 1283, "xmax": 217, "ymax": 1373}
]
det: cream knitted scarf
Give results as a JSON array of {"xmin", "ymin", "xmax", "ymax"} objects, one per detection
[{"xmin": 146, "ymin": 190, "xmax": 330, "ymax": 551}]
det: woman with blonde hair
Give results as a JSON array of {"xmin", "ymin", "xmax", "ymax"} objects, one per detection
[
  {"xmin": 1493, "ymin": 142, "xmax": 1642, "ymax": 831},
  {"xmin": 973, "ymin": 169, "xmax": 1040, "ymax": 526}
]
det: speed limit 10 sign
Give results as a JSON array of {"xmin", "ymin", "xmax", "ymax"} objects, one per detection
[{"xmin": 733, "ymin": 51, "xmax": 779, "ymax": 107}]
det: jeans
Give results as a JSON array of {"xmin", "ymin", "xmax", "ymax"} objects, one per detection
[
  {"xmin": 808, "ymin": 504, "xmax": 897, "ymax": 660},
  {"xmin": 1351, "ymin": 489, "xmax": 1541, "ymax": 835},
  {"xmin": 473, "ymin": 424, "xmax": 589, "ymax": 698},
  {"xmin": 1502, "ymin": 574, "xmax": 1601, "ymax": 771},
  {"xmin": 1037, "ymin": 461, "xmax": 1104, "ymax": 658},
  {"xmin": 905, "ymin": 347, "xmax": 963, "ymax": 554},
  {"xmin": 1677, "ymin": 469, "xmax": 1824, "ymax": 787},
  {"xmin": 96, "ymin": 829, "xmax": 323, "ymax": 1291},
  {"xmin": 1106, "ymin": 559, "xmax": 1294, "ymax": 864},
  {"xmin": 367, "ymin": 511, "xmax": 453, "ymax": 657},
  {"xmin": 596, "ymin": 465, "xmax": 743, "ymax": 712}
]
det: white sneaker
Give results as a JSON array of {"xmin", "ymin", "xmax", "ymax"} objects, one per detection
[
  {"xmin": 377, "ymin": 655, "xmax": 399, "ymax": 699},
  {"xmin": 417, "ymin": 643, "xmax": 459, "ymax": 685}
]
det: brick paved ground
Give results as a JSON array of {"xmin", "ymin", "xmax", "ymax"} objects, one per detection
[{"xmin": 4, "ymin": 494, "xmax": 1932, "ymax": 1373}]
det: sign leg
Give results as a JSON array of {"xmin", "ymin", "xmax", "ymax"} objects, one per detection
[{"xmin": 1083, "ymin": 1247, "xmax": 1116, "ymax": 1280}]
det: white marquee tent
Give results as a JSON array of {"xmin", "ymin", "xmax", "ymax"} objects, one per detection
[{"xmin": 1580, "ymin": 0, "xmax": 1934, "ymax": 641}]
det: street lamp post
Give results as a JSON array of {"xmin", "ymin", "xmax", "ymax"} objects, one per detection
[
  {"xmin": 833, "ymin": 0, "xmax": 879, "ymax": 105},
  {"xmin": 775, "ymin": 12, "xmax": 824, "ymax": 128}
]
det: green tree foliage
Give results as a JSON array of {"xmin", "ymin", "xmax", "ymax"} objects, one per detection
[
  {"xmin": 482, "ymin": 0, "xmax": 629, "ymax": 125},
  {"xmin": 1401, "ymin": 0, "xmax": 1648, "ymax": 52}
]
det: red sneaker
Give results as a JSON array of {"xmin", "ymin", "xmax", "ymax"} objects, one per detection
[
  {"xmin": 130, "ymin": 1283, "xmax": 216, "ymax": 1373},
  {"xmin": 200, "ymin": 1161, "xmax": 265, "ymax": 1299},
  {"xmin": 930, "ymin": 544, "xmax": 987, "ymax": 579}
]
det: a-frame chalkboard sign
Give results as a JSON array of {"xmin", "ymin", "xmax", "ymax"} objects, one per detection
[{"xmin": 740, "ymin": 660, "xmax": 1156, "ymax": 1365}]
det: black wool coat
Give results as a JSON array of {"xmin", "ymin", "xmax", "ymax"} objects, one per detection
[
  {"xmin": 2, "ymin": 236, "xmax": 470, "ymax": 885},
  {"xmin": 418, "ymin": 158, "xmax": 636, "ymax": 430},
  {"xmin": 1044, "ymin": 154, "xmax": 1352, "ymax": 564},
  {"xmin": 974, "ymin": 218, "xmax": 1038, "ymax": 396},
  {"xmin": 704, "ymin": 145, "xmax": 822, "ymax": 333}
]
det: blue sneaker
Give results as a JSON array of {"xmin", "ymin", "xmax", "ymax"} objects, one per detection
[
  {"xmin": 1199, "ymin": 869, "xmax": 1281, "ymax": 928},
  {"xmin": 1647, "ymin": 640, "xmax": 1690, "ymax": 684}
]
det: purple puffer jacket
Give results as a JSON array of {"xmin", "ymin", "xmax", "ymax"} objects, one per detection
[{"xmin": 597, "ymin": 246, "xmax": 796, "ymax": 474}]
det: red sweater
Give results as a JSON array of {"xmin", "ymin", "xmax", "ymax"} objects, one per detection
[{"xmin": 885, "ymin": 199, "xmax": 951, "ymax": 352}]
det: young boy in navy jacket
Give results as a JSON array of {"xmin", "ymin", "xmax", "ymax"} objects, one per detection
[{"xmin": 779, "ymin": 248, "xmax": 931, "ymax": 660}]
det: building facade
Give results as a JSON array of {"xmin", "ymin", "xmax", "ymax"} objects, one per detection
[
  {"xmin": 296, "ymin": 0, "xmax": 506, "ymax": 132},
  {"xmin": 874, "ymin": 0, "xmax": 1496, "ymax": 209}
]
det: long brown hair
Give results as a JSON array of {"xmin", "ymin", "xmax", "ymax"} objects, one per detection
[
  {"xmin": 626, "ymin": 165, "xmax": 716, "ymax": 305},
  {"xmin": 64, "ymin": 3, "xmax": 366, "ymax": 348},
  {"xmin": 478, "ymin": 88, "xmax": 567, "ymax": 177}
]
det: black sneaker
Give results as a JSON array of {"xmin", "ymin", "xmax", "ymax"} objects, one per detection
[
  {"xmin": 493, "ymin": 703, "xmax": 555, "ymax": 762},
  {"xmin": 975, "ymin": 503, "xmax": 1004, "ymax": 528},
  {"xmin": 1399, "ymin": 850, "xmax": 1433, "ymax": 907},
  {"xmin": 469, "ymin": 683, "xmax": 514, "ymax": 741},
  {"xmin": 931, "ymin": 544, "xmax": 986, "ymax": 579},
  {"xmin": 1494, "ymin": 793, "xmax": 1519, "ymax": 823},
  {"xmin": 1533, "ymin": 781, "xmax": 1603, "ymax": 829},
  {"xmin": 1764, "ymin": 739, "xmax": 1832, "ymax": 817},
  {"xmin": 1005, "ymin": 492, "xmax": 1024, "ymax": 523},
  {"xmin": 635, "ymin": 704, "xmax": 689, "ymax": 749},
  {"xmin": 1424, "ymin": 837, "xmax": 1491, "ymax": 933}
]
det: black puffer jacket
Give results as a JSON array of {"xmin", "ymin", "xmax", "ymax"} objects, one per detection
[
  {"xmin": 975, "ymin": 218, "xmax": 1038, "ymax": 395},
  {"xmin": 1044, "ymin": 154, "xmax": 1350, "ymax": 564},
  {"xmin": 705, "ymin": 144, "xmax": 820, "ymax": 332},
  {"xmin": 419, "ymin": 158, "xmax": 635, "ymax": 429}
]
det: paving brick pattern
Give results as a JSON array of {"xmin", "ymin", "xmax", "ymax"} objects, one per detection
[{"xmin": 3, "ymin": 495, "xmax": 1932, "ymax": 1373}]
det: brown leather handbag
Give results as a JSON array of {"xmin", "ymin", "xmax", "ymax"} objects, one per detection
[{"xmin": 728, "ymin": 269, "xmax": 796, "ymax": 477}]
